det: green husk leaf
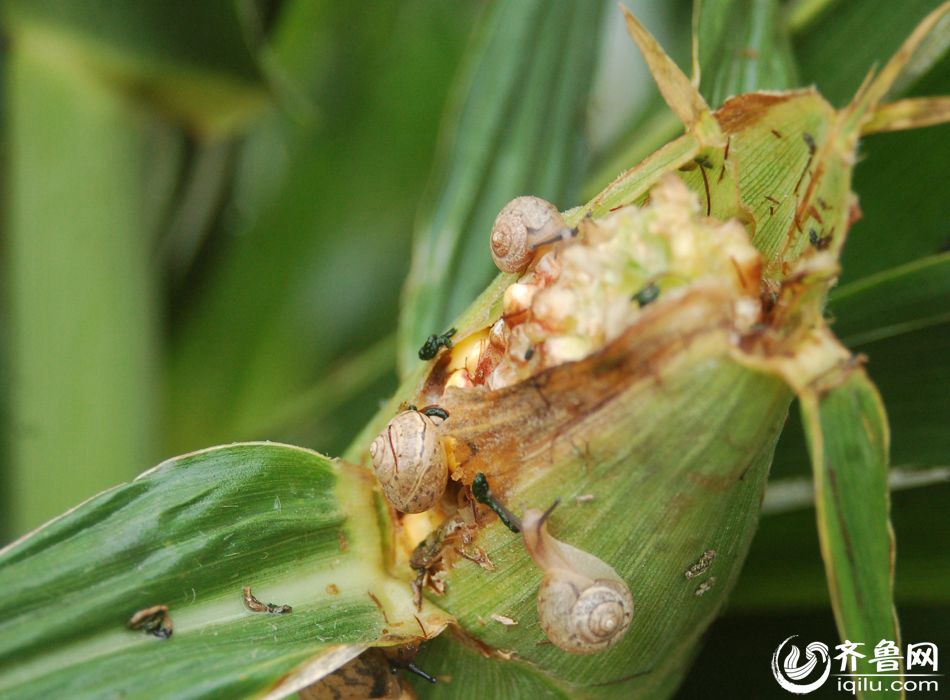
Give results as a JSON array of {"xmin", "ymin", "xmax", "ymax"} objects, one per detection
[
  {"xmin": 398, "ymin": 0, "xmax": 604, "ymax": 375},
  {"xmin": 841, "ymin": 2, "xmax": 950, "ymax": 135},
  {"xmin": 862, "ymin": 96, "xmax": 950, "ymax": 133},
  {"xmin": 430, "ymin": 292, "xmax": 790, "ymax": 696},
  {"xmin": 0, "ymin": 444, "xmax": 448, "ymax": 698},
  {"xmin": 620, "ymin": 6, "xmax": 711, "ymax": 130},
  {"xmin": 800, "ymin": 371, "xmax": 899, "ymax": 698}
]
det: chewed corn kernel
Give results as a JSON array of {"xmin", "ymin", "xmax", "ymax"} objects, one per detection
[
  {"xmin": 503, "ymin": 283, "xmax": 539, "ymax": 318},
  {"xmin": 475, "ymin": 175, "xmax": 763, "ymax": 390}
]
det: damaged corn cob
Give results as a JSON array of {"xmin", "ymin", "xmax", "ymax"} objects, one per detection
[
  {"xmin": 1, "ymin": 4, "xmax": 947, "ymax": 700},
  {"xmin": 323, "ymin": 4, "xmax": 950, "ymax": 698}
]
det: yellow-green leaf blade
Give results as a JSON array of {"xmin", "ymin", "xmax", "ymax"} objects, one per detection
[{"xmin": 801, "ymin": 372, "xmax": 899, "ymax": 698}]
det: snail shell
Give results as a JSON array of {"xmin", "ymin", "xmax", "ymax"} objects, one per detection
[
  {"xmin": 369, "ymin": 410, "xmax": 447, "ymax": 513},
  {"xmin": 490, "ymin": 196, "xmax": 568, "ymax": 273},
  {"xmin": 522, "ymin": 509, "xmax": 634, "ymax": 655},
  {"xmin": 537, "ymin": 575, "xmax": 634, "ymax": 655}
]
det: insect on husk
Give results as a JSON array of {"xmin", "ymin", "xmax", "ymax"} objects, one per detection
[
  {"xmin": 418, "ymin": 327, "xmax": 457, "ymax": 361},
  {"xmin": 631, "ymin": 281, "xmax": 660, "ymax": 307},
  {"xmin": 472, "ymin": 472, "xmax": 521, "ymax": 533},
  {"xmin": 127, "ymin": 604, "xmax": 173, "ymax": 639},
  {"xmin": 684, "ymin": 549, "xmax": 716, "ymax": 579},
  {"xmin": 407, "ymin": 404, "xmax": 450, "ymax": 421},
  {"xmin": 243, "ymin": 586, "xmax": 292, "ymax": 614}
]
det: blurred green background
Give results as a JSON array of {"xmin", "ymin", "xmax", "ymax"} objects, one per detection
[{"xmin": 1, "ymin": 1, "xmax": 947, "ymax": 696}]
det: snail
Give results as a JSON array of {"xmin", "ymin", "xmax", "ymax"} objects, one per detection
[
  {"xmin": 369, "ymin": 407, "xmax": 449, "ymax": 513},
  {"xmin": 490, "ymin": 196, "xmax": 575, "ymax": 273},
  {"xmin": 522, "ymin": 505, "xmax": 633, "ymax": 655}
]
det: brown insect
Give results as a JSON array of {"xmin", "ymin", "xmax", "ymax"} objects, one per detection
[
  {"xmin": 243, "ymin": 586, "xmax": 292, "ymax": 614},
  {"xmin": 127, "ymin": 604, "xmax": 173, "ymax": 639}
]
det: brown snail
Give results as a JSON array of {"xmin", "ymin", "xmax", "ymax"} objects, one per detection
[
  {"xmin": 490, "ymin": 196, "xmax": 574, "ymax": 273},
  {"xmin": 522, "ymin": 506, "xmax": 634, "ymax": 655},
  {"xmin": 369, "ymin": 407, "xmax": 448, "ymax": 514}
]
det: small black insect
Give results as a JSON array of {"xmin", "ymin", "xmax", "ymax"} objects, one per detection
[
  {"xmin": 406, "ymin": 404, "xmax": 450, "ymax": 422},
  {"xmin": 803, "ymin": 132, "xmax": 817, "ymax": 155},
  {"xmin": 418, "ymin": 327, "xmax": 457, "ymax": 361},
  {"xmin": 809, "ymin": 228, "xmax": 831, "ymax": 250},
  {"xmin": 472, "ymin": 473, "xmax": 521, "ymax": 533},
  {"xmin": 632, "ymin": 282, "xmax": 660, "ymax": 307},
  {"xmin": 393, "ymin": 661, "xmax": 437, "ymax": 684}
]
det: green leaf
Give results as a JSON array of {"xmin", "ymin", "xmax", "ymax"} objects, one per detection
[
  {"xmin": 831, "ymin": 253, "xmax": 950, "ymax": 347},
  {"xmin": 770, "ymin": 255, "xmax": 950, "ymax": 480},
  {"xmin": 792, "ymin": 0, "xmax": 948, "ymax": 107},
  {"xmin": 3, "ymin": 0, "xmax": 269, "ymax": 134},
  {"xmin": 800, "ymin": 371, "xmax": 899, "ymax": 697},
  {"xmin": 0, "ymin": 444, "xmax": 446, "ymax": 699},
  {"xmin": 166, "ymin": 1, "xmax": 473, "ymax": 457},
  {"xmin": 398, "ymin": 0, "xmax": 604, "ymax": 375},
  {"xmin": 860, "ymin": 323, "xmax": 950, "ymax": 471},
  {"xmin": 733, "ymin": 479, "xmax": 950, "ymax": 609},
  {"xmin": 5, "ymin": 41, "xmax": 166, "ymax": 537},
  {"xmin": 694, "ymin": 0, "xmax": 798, "ymax": 107}
]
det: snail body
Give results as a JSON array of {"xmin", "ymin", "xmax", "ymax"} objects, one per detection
[
  {"xmin": 522, "ymin": 508, "xmax": 634, "ymax": 655},
  {"xmin": 490, "ymin": 196, "xmax": 573, "ymax": 273},
  {"xmin": 369, "ymin": 409, "xmax": 448, "ymax": 513}
]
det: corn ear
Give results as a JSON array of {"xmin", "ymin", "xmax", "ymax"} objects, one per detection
[
  {"xmin": 2, "ymin": 4, "xmax": 949, "ymax": 700},
  {"xmin": 348, "ymin": 4, "xmax": 950, "ymax": 698}
]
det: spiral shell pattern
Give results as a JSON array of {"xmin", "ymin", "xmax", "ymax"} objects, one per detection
[
  {"xmin": 490, "ymin": 196, "xmax": 563, "ymax": 273},
  {"xmin": 537, "ymin": 576, "xmax": 634, "ymax": 655}
]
